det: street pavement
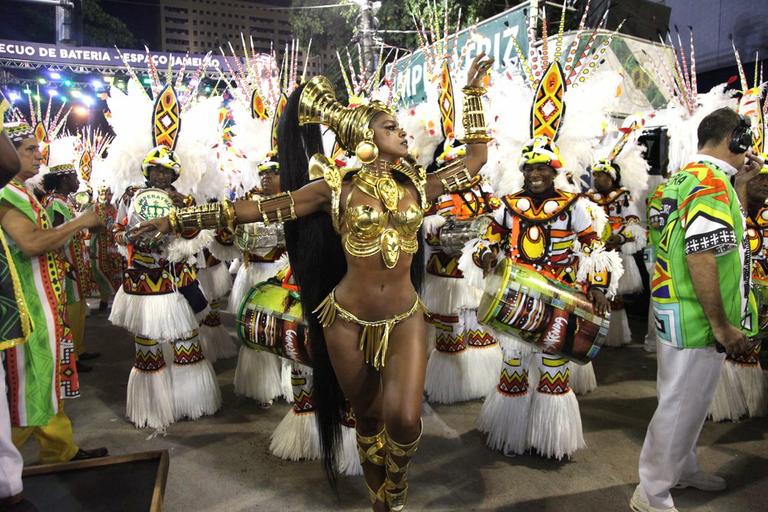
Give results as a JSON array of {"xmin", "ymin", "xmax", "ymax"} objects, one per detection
[{"xmin": 18, "ymin": 309, "xmax": 768, "ymax": 511}]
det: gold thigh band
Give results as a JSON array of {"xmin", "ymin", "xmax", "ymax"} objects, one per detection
[{"xmin": 314, "ymin": 289, "xmax": 423, "ymax": 370}]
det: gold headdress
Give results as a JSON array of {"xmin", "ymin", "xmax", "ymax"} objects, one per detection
[{"xmin": 299, "ymin": 75, "xmax": 392, "ymax": 163}]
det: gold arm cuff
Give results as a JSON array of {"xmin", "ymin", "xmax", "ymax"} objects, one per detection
[
  {"xmin": 460, "ymin": 93, "xmax": 492, "ymax": 144},
  {"xmin": 171, "ymin": 201, "xmax": 237, "ymax": 233},
  {"xmin": 168, "ymin": 209, "xmax": 180, "ymax": 233},
  {"xmin": 435, "ymin": 158, "xmax": 474, "ymax": 193},
  {"xmin": 255, "ymin": 191, "xmax": 296, "ymax": 225},
  {"xmin": 461, "ymin": 86, "xmax": 487, "ymax": 96}
]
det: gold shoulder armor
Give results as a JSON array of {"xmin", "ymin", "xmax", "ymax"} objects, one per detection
[
  {"xmin": 308, "ymin": 153, "xmax": 344, "ymax": 233},
  {"xmin": 308, "ymin": 154, "xmax": 342, "ymax": 188}
]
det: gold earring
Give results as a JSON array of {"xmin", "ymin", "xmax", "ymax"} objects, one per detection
[{"xmin": 355, "ymin": 140, "xmax": 379, "ymax": 164}]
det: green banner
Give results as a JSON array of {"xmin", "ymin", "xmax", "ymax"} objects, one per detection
[
  {"xmin": 391, "ymin": 3, "xmax": 670, "ymax": 110},
  {"xmin": 609, "ymin": 36, "xmax": 668, "ymax": 109},
  {"xmin": 392, "ymin": 4, "xmax": 529, "ymax": 106}
]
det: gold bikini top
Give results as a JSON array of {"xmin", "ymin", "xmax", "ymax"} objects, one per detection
[{"xmin": 309, "ymin": 155, "xmax": 429, "ymax": 268}]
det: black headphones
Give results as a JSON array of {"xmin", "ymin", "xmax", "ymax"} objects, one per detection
[{"xmin": 729, "ymin": 114, "xmax": 753, "ymax": 154}]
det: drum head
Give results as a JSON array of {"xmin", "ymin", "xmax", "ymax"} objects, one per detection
[
  {"xmin": 73, "ymin": 191, "xmax": 92, "ymax": 209},
  {"xmin": 132, "ymin": 188, "xmax": 174, "ymax": 222}
]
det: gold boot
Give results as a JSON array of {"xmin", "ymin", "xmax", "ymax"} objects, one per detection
[
  {"xmin": 384, "ymin": 421, "xmax": 423, "ymax": 511},
  {"xmin": 356, "ymin": 428, "xmax": 387, "ymax": 507}
]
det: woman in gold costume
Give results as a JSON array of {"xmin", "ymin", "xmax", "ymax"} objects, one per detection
[{"xmin": 134, "ymin": 55, "xmax": 491, "ymax": 511}]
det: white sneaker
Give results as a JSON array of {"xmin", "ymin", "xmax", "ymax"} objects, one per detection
[
  {"xmin": 675, "ymin": 471, "xmax": 727, "ymax": 491},
  {"xmin": 630, "ymin": 485, "xmax": 679, "ymax": 512}
]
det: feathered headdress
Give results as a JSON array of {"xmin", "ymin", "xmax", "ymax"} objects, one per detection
[
  {"xmin": 77, "ymin": 127, "xmax": 112, "ymax": 185},
  {"xmin": 732, "ymin": 44, "xmax": 765, "ymax": 165},
  {"xmin": 95, "ymin": 49, "xmax": 223, "ymax": 201},
  {"xmin": 591, "ymin": 114, "xmax": 649, "ymax": 200},
  {"xmin": 486, "ymin": 1, "xmax": 623, "ymax": 195},
  {"xmin": 219, "ymin": 38, "xmax": 311, "ymax": 195},
  {"xmin": 3, "ymin": 89, "xmax": 70, "ymax": 164},
  {"xmin": 643, "ymin": 28, "xmax": 737, "ymax": 172}
]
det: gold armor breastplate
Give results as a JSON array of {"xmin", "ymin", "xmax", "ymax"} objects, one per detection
[
  {"xmin": 342, "ymin": 169, "xmax": 423, "ymax": 268},
  {"xmin": 308, "ymin": 154, "xmax": 429, "ymax": 269}
]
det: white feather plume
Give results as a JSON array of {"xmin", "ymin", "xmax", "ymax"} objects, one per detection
[
  {"xmin": 615, "ymin": 141, "xmax": 651, "ymax": 204},
  {"xmin": 98, "ymin": 79, "xmax": 223, "ymax": 200},
  {"xmin": 398, "ymin": 100, "xmax": 443, "ymax": 169},
  {"xmin": 657, "ymin": 83, "xmax": 738, "ymax": 173}
]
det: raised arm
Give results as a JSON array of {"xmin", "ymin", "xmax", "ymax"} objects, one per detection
[
  {"xmin": 0, "ymin": 205, "xmax": 102, "ymax": 257},
  {"xmin": 425, "ymin": 54, "xmax": 493, "ymax": 202}
]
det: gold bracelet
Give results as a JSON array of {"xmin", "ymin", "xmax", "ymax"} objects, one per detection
[
  {"xmin": 168, "ymin": 209, "xmax": 180, "ymax": 233},
  {"xmin": 435, "ymin": 158, "xmax": 474, "ymax": 193},
  {"xmin": 172, "ymin": 201, "xmax": 235, "ymax": 233},
  {"xmin": 460, "ymin": 93, "xmax": 492, "ymax": 144},
  {"xmin": 256, "ymin": 191, "xmax": 296, "ymax": 225},
  {"xmin": 221, "ymin": 200, "xmax": 237, "ymax": 231},
  {"xmin": 462, "ymin": 85, "xmax": 487, "ymax": 96}
]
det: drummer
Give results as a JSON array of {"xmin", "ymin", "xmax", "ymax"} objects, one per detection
[
  {"xmin": 471, "ymin": 136, "xmax": 622, "ymax": 459},
  {"xmin": 41, "ymin": 154, "xmax": 97, "ymax": 372},
  {"xmin": 111, "ymin": 145, "xmax": 220, "ymax": 430},
  {"xmin": 231, "ymin": 157, "xmax": 293, "ymax": 407}
]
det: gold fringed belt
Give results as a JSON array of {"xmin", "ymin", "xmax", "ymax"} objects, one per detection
[{"xmin": 314, "ymin": 289, "xmax": 424, "ymax": 370}]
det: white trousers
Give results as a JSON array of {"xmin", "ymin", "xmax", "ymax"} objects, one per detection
[
  {"xmin": 0, "ymin": 359, "xmax": 24, "ymax": 498},
  {"xmin": 638, "ymin": 342, "xmax": 725, "ymax": 508}
]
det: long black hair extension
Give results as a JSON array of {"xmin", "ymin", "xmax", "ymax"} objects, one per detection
[
  {"xmin": 279, "ymin": 83, "xmax": 346, "ymax": 488},
  {"xmin": 278, "ymin": 83, "xmax": 425, "ymax": 488}
]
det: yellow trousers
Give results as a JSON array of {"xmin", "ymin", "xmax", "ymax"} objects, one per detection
[
  {"xmin": 12, "ymin": 406, "xmax": 79, "ymax": 464},
  {"xmin": 67, "ymin": 300, "xmax": 87, "ymax": 357}
]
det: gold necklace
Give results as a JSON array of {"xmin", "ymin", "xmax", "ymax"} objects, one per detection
[{"xmin": 355, "ymin": 161, "xmax": 402, "ymax": 212}]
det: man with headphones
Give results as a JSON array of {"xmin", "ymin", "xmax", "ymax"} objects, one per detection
[{"xmin": 631, "ymin": 107, "xmax": 764, "ymax": 512}]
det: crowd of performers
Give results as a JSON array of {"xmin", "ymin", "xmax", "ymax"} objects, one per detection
[{"xmin": 1, "ymin": 7, "xmax": 768, "ymax": 512}]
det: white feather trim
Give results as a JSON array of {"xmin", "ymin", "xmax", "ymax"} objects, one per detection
[
  {"xmin": 708, "ymin": 359, "xmax": 749, "ymax": 422},
  {"xmin": 398, "ymin": 100, "xmax": 443, "ymax": 169},
  {"xmin": 456, "ymin": 238, "xmax": 486, "ymax": 309},
  {"xmin": 477, "ymin": 386, "xmax": 531, "ymax": 456},
  {"xmin": 577, "ymin": 197, "xmax": 608, "ymax": 238},
  {"xmin": 198, "ymin": 321, "xmax": 238, "ymax": 363},
  {"xmin": 166, "ymin": 230, "xmax": 215, "ymax": 263},
  {"xmin": 109, "ymin": 287, "xmax": 199, "ymax": 341},
  {"xmin": 661, "ymin": 84, "xmax": 737, "ymax": 173},
  {"xmin": 337, "ymin": 425, "xmax": 364, "ymax": 476},
  {"xmin": 603, "ymin": 308, "xmax": 632, "ymax": 347},
  {"xmin": 735, "ymin": 361, "xmax": 768, "ymax": 418},
  {"xmin": 569, "ymin": 361, "xmax": 597, "ymax": 395},
  {"xmin": 463, "ymin": 341, "xmax": 503, "ymax": 399},
  {"xmin": 208, "ymin": 239, "xmax": 242, "ymax": 262},
  {"xmin": 526, "ymin": 384, "xmax": 585, "ymax": 460},
  {"xmin": 576, "ymin": 248, "xmax": 624, "ymax": 298},
  {"xmin": 269, "ymin": 409, "xmax": 322, "ymax": 461},
  {"xmin": 621, "ymin": 222, "xmax": 647, "ymax": 255},
  {"xmin": 424, "ymin": 347, "xmax": 473, "ymax": 404},
  {"xmin": 617, "ymin": 253, "xmax": 644, "ymax": 295},
  {"xmin": 615, "ymin": 142, "xmax": 650, "ymax": 204},
  {"xmin": 171, "ymin": 358, "xmax": 222, "ymax": 421},
  {"xmin": 233, "ymin": 346, "xmax": 285, "ymax": 402},
  {"xmin": 422, "ymin": 214, "xmax": 447, "ymax": 237},
  {"xmin": 196, "ymin": 261, "xmax": 233, "ymax": 301},
  {"xmin": 126, "ymin": 366, "xmax": 175, "ymax": 430}
]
